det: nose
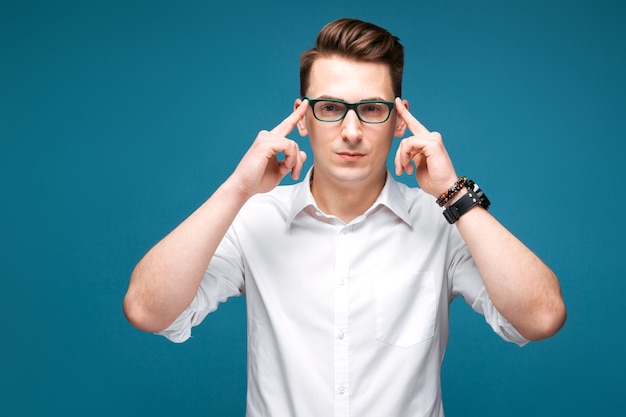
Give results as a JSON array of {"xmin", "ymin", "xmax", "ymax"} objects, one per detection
[{"xmin": 341, "ymin": 109, "xmax": 362, "ymax": 143}]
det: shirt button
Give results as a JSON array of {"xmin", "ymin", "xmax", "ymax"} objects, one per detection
[
  {"xmin": 338, "ymin": 330, "xmax": 345, "ymax": 339},
  {"xmin": 338, "ymin": 385, "xmax": 346, "ymax": 395}
]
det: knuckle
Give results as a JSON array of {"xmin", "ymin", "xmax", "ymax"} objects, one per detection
[{"xmin": 429, "ymin": 131, "xmax": 442, "ymax": 141}]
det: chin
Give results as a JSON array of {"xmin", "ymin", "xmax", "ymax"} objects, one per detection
[{"xmin": 330, "ymin": 165, "xmax": 381, "ymax": 185}]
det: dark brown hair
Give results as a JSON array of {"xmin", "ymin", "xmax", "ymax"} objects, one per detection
[{"xmin": 300, "ymin": 18, "xmax": 404, "ymax": 97}]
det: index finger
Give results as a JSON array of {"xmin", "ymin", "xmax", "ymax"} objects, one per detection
[
  {"xmin": 271, "ymin": 99, "xmax": 309, "ymax": 137},
  {"xmin": 395, "ymin": 97, "xmax": 430, "ymax": 135}
]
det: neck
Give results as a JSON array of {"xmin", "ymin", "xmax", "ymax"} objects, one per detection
[{"xmin": 310, "ymin": 169, "xmax": 387, "ymax": 223}]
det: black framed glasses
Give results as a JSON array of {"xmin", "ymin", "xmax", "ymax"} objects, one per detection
[{"xmin": 303, "ymin": 96, "xmax": 395, "ymax": 124}]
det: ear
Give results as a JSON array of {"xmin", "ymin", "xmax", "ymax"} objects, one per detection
[
  {"xmin": 294, "ymin": 98, "xmax": 308, "ymax": 137},
  {"xmin": 394, "ymin": 99, "xmax": 409, "ymax": 137}
]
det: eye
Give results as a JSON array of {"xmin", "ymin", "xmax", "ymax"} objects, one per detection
[
  {"xmin": 359, "ymin": 103, "xmax": 385, "ymax": 115},
  {"xmin": 316, "ymin": 101, "xmax": 345, "ymax": 115}
]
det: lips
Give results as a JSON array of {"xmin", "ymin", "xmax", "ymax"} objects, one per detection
[{"xmin": 337, "ymin": 151, "xmax": 366, "ymax": 162}]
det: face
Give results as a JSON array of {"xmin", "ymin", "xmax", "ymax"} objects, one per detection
[{"xmin": 296, "ymin": 56, "xmax": 407, "ymax": 190}]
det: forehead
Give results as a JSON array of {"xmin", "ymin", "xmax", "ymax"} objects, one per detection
[{"xmin": 307, "ymin": 56, "xmax": 394, "ymax": 101}]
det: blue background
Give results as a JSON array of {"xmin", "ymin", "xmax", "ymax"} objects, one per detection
[{"xmin": 2, "ymin": 0, "xmax": 624, "ymax": 415}]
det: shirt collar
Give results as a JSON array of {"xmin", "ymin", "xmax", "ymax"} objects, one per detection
[
  {"xmin": 372, "ymin": 172, "xmax": 413, "ymax": 226},
  {"xmin": 286, "ymin": 167, "xmax": 317, "ymax": 226},
  {"xmin": 287, "ymin": 167, "xmax": 412, "ymax": 227}
]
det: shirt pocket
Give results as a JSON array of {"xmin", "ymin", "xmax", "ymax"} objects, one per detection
[{"xmin": 374, "ymin": 271, "xmax": 437, "ymax": 348}]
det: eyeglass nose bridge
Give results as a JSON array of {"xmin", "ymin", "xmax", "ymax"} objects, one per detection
[{"xmin": 341, "ymin": 102, "xmax": 363, "ymax": 122}]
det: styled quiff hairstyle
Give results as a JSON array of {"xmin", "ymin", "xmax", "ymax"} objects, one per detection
[{"xmin": 300, "ymin": 18, "xmax": 404, "ymax": 97}]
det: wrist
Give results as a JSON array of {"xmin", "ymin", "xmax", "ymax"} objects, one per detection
[
  {"xmin": 440, "ymin": 178, "xmax": 491, "ymax": 224},
  {"xmin": 436, "ymin": 176, "xmax": 470, "ymax": 207},
  {"xmin": 444, "ymin": 187, "xmax": 468, "ymax": 207},
  {"xmin": 222, "ymin": 175, "xmax": 257, "ymax": 205}
]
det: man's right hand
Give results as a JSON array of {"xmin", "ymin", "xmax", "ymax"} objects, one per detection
[
  {"xmin": 124, "ymin": 100, "xmax": 310, "ymax": 333},
  {"xmin": 228, "ymin": 99, "xmax": 309, "ymax": 199}
]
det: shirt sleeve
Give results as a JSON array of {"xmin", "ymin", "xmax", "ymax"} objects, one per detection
[
  {"xmin": 156, "ymin": 228, "xmax": 245, "ymax": 343},
  {"xmin": 447, "ymin": 228, "xmax": 529, "ymax": 347}
]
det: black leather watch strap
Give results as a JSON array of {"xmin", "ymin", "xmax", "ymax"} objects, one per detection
[{"xmin": 442, "ymin": 180, "xmax": 491, "ymax": 224}]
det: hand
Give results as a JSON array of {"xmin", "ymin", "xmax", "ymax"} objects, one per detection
[
  {"xmin": 229, "ymin": 100, "xmax": 309, "ymax": 198},
  {"xmin": 393, "ymin": 98, "xmax": 459, "ymax": 198}
]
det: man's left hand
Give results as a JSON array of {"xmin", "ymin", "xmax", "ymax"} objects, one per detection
[{"xmin": 393, "ymin": 98, "xmax": 459, "ymax": 198}]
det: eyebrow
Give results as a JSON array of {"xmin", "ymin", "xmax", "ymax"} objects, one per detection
[{"xmin": 315, "ymin": 95, "xmax": 391, "ymax": 102}]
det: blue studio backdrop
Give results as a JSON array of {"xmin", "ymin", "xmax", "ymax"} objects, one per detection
[{"xmin": 2, "ymin": 0, "xmax": 624, "ymax": 416}]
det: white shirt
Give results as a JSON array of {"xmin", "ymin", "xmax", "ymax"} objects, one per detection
[{"xmin": 159, "ymin": 168, "xmax": 528, "ymax": 417}]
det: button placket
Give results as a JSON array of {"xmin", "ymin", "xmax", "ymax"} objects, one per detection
[{"xmin": 333, "ymin": 226, "xmax": 351, "ymax": 415}]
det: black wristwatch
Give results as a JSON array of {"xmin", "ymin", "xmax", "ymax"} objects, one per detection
[{"xmin": 442, "ymin": 180, "xmax": 490, "ymax": 224}]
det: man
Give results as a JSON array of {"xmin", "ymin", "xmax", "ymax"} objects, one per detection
[{"xmin": 124, "ymin": 18, "xmax": 566, "ymax": 416}]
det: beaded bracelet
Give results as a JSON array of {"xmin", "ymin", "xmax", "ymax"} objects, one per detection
[{"xmin": 436, "ymin": 176, "xmax": 470, "ymax": 207}]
